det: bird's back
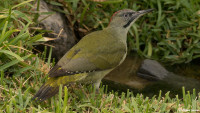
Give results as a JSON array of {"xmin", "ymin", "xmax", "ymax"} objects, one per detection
[{"xmin": 33, "ymin": 29, "xmax": 127, "ymax": 101}]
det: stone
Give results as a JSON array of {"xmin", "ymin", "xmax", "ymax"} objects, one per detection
[
  {"xmin": 137, "ymin": 59, "xmax": 169, "ymax": 81},
  {"xmin": 34, "ymin": 0, "xmax": 76, "ymax": 61}
]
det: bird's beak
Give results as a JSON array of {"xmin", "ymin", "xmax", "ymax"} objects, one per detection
[
  {"xmin": 137, "ymin": 9, "xmax": 155, "ymax": 16},
  {"xmin": 130, "ymin": 9, "xmax": 154, "ymax": 21}
]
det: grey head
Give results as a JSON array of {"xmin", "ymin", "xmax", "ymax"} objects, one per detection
[{"xmin": 108, "ymin": 9, "xmax": 154, "ymax": 29}]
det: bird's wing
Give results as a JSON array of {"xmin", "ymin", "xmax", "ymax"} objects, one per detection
[{"xmin": 48, "ymin": 31, "xmax": 126, "ymax": 77}]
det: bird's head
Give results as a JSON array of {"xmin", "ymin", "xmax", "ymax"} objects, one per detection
[{"xmin": 108, "ymin": 9, "xmax": 154, "ymax": 30}]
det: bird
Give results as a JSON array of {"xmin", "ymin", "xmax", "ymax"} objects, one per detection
[{"xmin": 33, "ymin": 8, "xmax": 154, "ymax": 101}]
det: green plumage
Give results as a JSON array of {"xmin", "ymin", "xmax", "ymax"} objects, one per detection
[
  {"xmin": 33, "ymin": 9, "xmax": 153, "ymax": 101},
  {"xmin": 58, "ymin": 29, "xmax": 127, "ymax": 71},
  {"xmin": 33, "ymin": 28, "xmax": 127, "ymax": 101}
]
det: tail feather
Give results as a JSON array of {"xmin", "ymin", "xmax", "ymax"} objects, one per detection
[
  {"xmin": 32, "ymin": 84, "xmax": 59, "ymax": 101},
  {"xmin": 42, "ymin": 88, "xmax": 60, "ymax": 101},
  {"xmin": 33, "ymin": 73, "xmax": 88, "ymax": 101}
]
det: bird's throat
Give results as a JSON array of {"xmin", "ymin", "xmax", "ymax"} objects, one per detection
[{"xmin": 105, "ymin": 27, "xmax": 128, "ymax": 44}]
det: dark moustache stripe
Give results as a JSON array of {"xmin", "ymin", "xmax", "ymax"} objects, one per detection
[{"xmin": 123, "ymin": 16, "xmax": 136, "ymax": 28}]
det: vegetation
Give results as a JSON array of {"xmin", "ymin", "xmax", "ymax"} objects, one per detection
[
  {"xmin": 46, "ymin": 0, "xmax": 200, "ymax": 64},
  {"xmin": 0, "ymin": 0, "xmax": 200, "ymax": 112}
]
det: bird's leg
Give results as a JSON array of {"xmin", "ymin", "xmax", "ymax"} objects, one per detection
[{"xmin": 93, "ymin": 79, "xmax": 101, "ymax": 93}]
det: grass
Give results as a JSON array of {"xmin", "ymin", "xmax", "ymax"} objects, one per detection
[
  {"xmin": 0, "ymin": 0, "xmax": 200, "ymax": 112},
  {"xmin": 1, "ymin": 80, "xmax": 200, "ymax": 112},
  {"xmin": 47, "ymin": 0, "xmax": 200, "ymax": 64}
]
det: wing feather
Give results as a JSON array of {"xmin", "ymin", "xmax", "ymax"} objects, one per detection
[{"xmin": 48, "ymin": 30, "xmax": 127, "ymax": 78}]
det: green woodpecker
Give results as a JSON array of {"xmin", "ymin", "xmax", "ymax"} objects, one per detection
[{"xmin": 33, "ymin": 9, "xmax": 154, "ymax": 101}]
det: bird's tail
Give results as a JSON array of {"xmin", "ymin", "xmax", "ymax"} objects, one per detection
[
  {"xmin": 32, "ymin": 78, "xmax": 59, "ymax": 101},
  {"xmin": 33, "ymin": 73, "xmax": 88, "ymax": 101}
]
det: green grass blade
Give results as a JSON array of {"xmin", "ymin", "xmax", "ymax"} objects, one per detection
[
  {"xmin": 0, "ymin": 50, "xmax": 24, "ymax": 61},
  {"xmin": 0, "ymin": 21, "xmax": 8, "ymax": 45},
  {"xmin": 11, "ymin": 0, "xmax": 34, "ymax": 9},
  {"xmin": 0, "ymin": 54, "xmax": 31, "ymax": 71}
]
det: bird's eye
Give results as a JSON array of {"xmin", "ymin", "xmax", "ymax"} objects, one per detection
[
  {"xmin": 123, "ymin": 14, "xmax": 129, "ymax": 20},
  {"xmin": 124, "ymin": 14, "xmax": 128, "ymax": 18}
]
